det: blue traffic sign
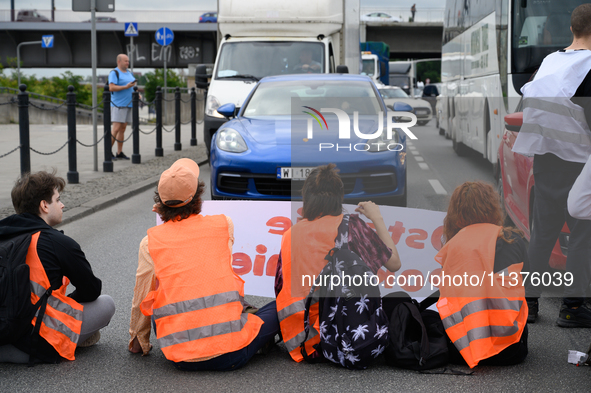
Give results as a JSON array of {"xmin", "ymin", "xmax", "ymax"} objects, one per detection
[
  {"xmin": 155, "ymin": 27, "xmax": 174, "ymax": 46},
  {"xmin": 41, "ymin": 35, "xmax": 54, "ymax": 48},
  {"xmin": 124, "ymin": 23, "xmax": 139, "ymax": 37}
]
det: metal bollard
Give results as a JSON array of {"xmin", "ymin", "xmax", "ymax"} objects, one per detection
[
  {"xmin": 155, "ymin": 86, "xmax": 163, "ymax": 156},
  {"xmin": 190, "ymin": 87, "xmax": 197, "ymax": 146},
  {"xmin": 103, "ymin": 85, "xmax": 113, "ymax": 172},
  {"xmin": 174, "ymin": 86, "xmax": 182, "ymax": 151},
  {"xmin": 17, "ymin": 84, "xmax": 30, "ymax": 175},
  {"xmin": 66, "ymin": 86, "xmax": 79, "ymax": 183},
  {"xmin": 132, "ymin": 86, "xmax": 141, "ymax": 163}
]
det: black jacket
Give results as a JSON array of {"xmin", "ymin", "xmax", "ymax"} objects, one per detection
[{"xmin": 0, "ymin": 213, "xmax": 102, "ymax": 362}]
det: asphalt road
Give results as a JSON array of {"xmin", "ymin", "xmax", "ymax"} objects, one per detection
[{"xmin": 2, "ymin": 120, "xmax": 591, "ymax": 392}]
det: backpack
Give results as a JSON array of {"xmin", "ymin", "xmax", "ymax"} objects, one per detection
[
  {"xmin": 0, "ymin": 232, "xmax": 53, "ymax": 352},
  {"xmin": 383, "ymin": 291, "xmax": 449, "ymax": 370},
  {"xmin": 301, "ymin": 215, "xmax": 389, "ymax": 370},
  {"xmin": 110, "ymin": 69, "xmax": 119, "ymax": 84}
]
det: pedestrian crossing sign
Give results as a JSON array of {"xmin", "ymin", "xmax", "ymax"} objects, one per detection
[
  {"xmin": 124, "ymin": 23, "xmax": 139, "ymax": 37},
  {"xmin": 41, "ymin": 35, "xmax": 54, "ymax": 48}
]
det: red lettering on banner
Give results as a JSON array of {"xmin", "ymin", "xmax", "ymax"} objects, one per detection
[
  {"xmin": 405, "ymin": 229, "xmax": 428, "ymax": 249},
  {"xmin": 232, "ymin": 253, "xmax": 252, "ymax": 275},
  {"xmin": 388, "ymin": 221, "xmax": 406, "ymax": 245},
  {"xmin": 267, "ymin": 216, "xmax": 292, "ymax": 235},
  {"xmin": 266, "ymin": 254, "xmax": 279, "ymax": 276},
  {"xmin": 431, "ymin": 226, "xmax": 443, "ymax": 251}
]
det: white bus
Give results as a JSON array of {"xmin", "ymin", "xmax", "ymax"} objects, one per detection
[{"xmin": 438, "ymin": 0, "xmax": 585, "ymax": 167}]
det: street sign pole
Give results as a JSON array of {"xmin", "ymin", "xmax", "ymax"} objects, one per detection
[
  {"xmin": 130, "ymin": 36, "xmax": 134, "ymax": 74},
  {"xmin": 91, "ymin": 0, "xmax": 98, "ymax": 171},
  {"xmin": 16, "ymin": 41, "xmax": 42, "ymax": 86},
  {"xmin": 155, "ymin": 27, "xmax": 174, "ymax": 122}
]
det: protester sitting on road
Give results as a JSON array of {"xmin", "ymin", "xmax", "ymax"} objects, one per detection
[
  {"xmin": 435, "ymin": 181, "xmax": 529, "ymax": 368},
  {"xmin": 0, "ymin": 171, "xmax": 115, "ymax": 364},
  {"xmin": 275, "ymin": 163, "xmax": 401, "ymax": 362},
  {"xmin": 129, "ymin": 158, "xmax": 279, "ymax": 371}
]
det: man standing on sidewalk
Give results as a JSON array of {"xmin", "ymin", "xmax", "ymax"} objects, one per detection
[
  {"xmin": 512, "ymin": 4, "xmax": 591, "ymax": 327},
  {"xmin": 109, "ymin": 54, "xmax": 136, "ymax": 160}
]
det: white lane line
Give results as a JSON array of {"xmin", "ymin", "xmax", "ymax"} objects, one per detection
[
  {"xmin": 414, "ymin": 156, "xmax": 425, "ymax": 162},
  {"xmin": 429, "ymin": 179, "xmax": 448, "ymax": 195},
  {"xmin": 418, "ymin": 163, "xmax": 429, "ymax": 170},
  {"xmin": 410, "ymin": 150, "xmax": 419, "ymax": 155},
  {"xmin": 407, "ymin": 141, "xmax": 413, "ymax": 146},
  {"xmin": 408, "ymin": 145, "xmax": 417, "ymax": 151}
]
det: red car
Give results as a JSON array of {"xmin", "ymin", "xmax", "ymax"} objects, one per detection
[{"xmin": 497, "ymin": 111, "xmax": 569, "ymax": 270}]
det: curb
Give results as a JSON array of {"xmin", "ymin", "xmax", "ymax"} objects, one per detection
[{"xmin": 57, "ymin": 159, "xmax": 210, "ymax": 227}]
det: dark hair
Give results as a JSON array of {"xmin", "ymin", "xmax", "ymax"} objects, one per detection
[
  {"xmin": 154, "ymin": 180, "xmax": 205, "ymax": 222},
  {"xmin": 443, "ymin": 181, "xmax": 522, "ymax": 244},
  {"xmin": 11, "ymin": 170, "xmax": 65, "ymax": 215},
  {"xmin": 301, "ymin": 163, "xmax": 344, "ymax": 220},
  {"xmin": 571, "ymin": 4, "xmax": 591, "ymax": 38}
]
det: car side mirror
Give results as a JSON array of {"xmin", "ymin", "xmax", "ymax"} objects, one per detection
[
  {"xmin": 217, "ymin": 103, "xmax": 236, "ymax": 119},
  {"xmin": 504, "ymin": 112, "xmax": 523, "ymax": 132},
  {"xmin": 195, "ymin": 64, "xmax": 210, "ymax": 89},
  {"xmin": 336, "ymin": 65, "xmax": 349, "ymax": 73},
  {"xmin": 392, "ymin": 101, "xmax": 413, "ymax": 112}
]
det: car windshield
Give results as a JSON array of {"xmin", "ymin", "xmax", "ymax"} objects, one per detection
[
  {"xmin": 243, "ymin": 80, "xmax": 383, "ymax": 117},
  {"xmin": 361, "ymin": 59, "xmax": 375, "ymax": 77},
  {"xmin": 379, "ymin": 88, "xmax": 408, "ymax": 98},
  {"xmin": 215, "ymin": 41, "xmax": 325, "ymax": 80}
]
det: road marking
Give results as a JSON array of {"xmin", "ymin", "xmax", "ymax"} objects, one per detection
[
  {"xmin": 408, "ymin": 145, "xmax": 417, "ymax": 150},
  {"xmin": 407, "ymin": 141, "xmax": 414, "ymax": 146},
  {"xmin": 414, "ymin": 156, "xmax": 424, "ymax": 162},
  {"xmin": 410, "ymin": 150, "xmax": 419, "ymax": 155},
  {"xmin": 418, "ymin": 163, "xmax": 429, "ymax": 170},
  {"xmin": 429, "ymin": 179, "xmax": 448, "ymax": 195}
]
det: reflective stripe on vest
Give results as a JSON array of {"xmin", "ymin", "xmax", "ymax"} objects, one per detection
[
  {"xmin": 284, "ymin": 325, "xmax": 319, "ymax": 353},
  {"xmin": 278, "ymin": 297, "xmax": 320, "ymax": 353},
  {"xmin": 159, "ymin": 314, "xmax": 249, "ymax": 349},
  {"xmin": 153, "ymin": 290, "xmax": 241, "ymax": 319},
  {"xmin": 30, "ymin": 281, "xmax": 82, "ymax": 321},
  {"xmin": 441, "ymin": 298, "xmax": 523, "ymax": 351}
]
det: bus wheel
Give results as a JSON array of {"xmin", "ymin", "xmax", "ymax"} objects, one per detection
[{"xmin": 452, "ymin": 136, "xmax": 469, "ymax": 156}]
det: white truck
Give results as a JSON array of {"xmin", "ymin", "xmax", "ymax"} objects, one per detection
[{"xmin": 196, "ymin": 0, "xmax": 361, "ymax": 154}]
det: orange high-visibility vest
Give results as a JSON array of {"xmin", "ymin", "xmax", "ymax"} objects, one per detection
[
  {"xmin": 277, "ymin": 214, "xmax": 343, "ymax": 362},
  {"xmin": 435, "ymin": 223, "xmax": 528, "ymax": 368},
  {"xmin": 27, "ymin": 232, "xmax": 84, "ymax": 361},
  {"xmin": 141, "ymin": 214, "xmax": 263, "ymax": 363}
]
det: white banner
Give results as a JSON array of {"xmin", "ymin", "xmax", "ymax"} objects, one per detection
[{"xmin": 158, "ymin": 201, "xmax": 446, "ymax": 298}]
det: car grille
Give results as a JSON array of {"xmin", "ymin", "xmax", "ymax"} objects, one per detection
[{"xmin": 218, "ymin": 172, "xmax": 396, "ymax": 197}]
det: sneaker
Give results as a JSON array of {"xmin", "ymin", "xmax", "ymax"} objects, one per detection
[
  {"xmin": 116, "ymin": 152, "xmax": 130, "ymax": 160},
  {"xmin": 556, "ymin": 303, "xmax": 591, "ymax": 328},
  {"xmin": 111, "ymin": 152, "xmax": 117, "ymax": 161},
  {"xmin": 78, "ymin": 331, "xmax": 101, "ymax": 348},
  {"xmin": 526, "ymin": 298, "xmax": 539, "ymax": 324}
]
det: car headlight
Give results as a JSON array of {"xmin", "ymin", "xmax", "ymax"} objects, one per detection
[
  {"xmin": 206, "ymin": 95, "xmax": 225, "ymax": 118},
  {"xmin": 367, "ymin": 126, "xmax": 401, "ymax": 153},
  {"xmin": 216, "ymin": 128, "xmax": 247, "ymax": 153}
]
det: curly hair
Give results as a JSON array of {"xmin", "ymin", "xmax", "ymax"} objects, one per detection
[
  {"xmin": 443, "ymin": 181, "xmax": 522, "ymax": 244},
  {"xmin": 154, "ymin": 180, "xmax": 205, "ymax": 222},
  {"xmin": 301, "ymin": 163, "xmax": 344, "ymax": 220}
]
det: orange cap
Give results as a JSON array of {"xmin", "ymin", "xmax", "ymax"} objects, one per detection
[{"xmin": 158, "ymin": 158, "xmax": 200, "ymax": 208}]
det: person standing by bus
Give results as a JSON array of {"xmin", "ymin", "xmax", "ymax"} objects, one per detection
[
  {"xmin": 410, "ymin": 4, "xmax": 416, "ymax": 22},
  {"xmin": 512, "ymin": 4, "xmax": 591, "ymax": 327}
]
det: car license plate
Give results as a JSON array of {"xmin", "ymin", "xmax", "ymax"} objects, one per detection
[
  {"xmin": 277, "ymin": 167, "xmax": 315, "ymax": 180},
  {"xmin": 416, "ymin": 109, "xmax": 428, "ymax": 115}
]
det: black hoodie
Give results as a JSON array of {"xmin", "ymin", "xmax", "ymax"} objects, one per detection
[{"xmin": 0, "ymin": 213, "xmax": 102, "ymax": 362}]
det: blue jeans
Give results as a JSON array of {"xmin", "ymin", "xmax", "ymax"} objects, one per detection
[{"xmin": 174, "ymin": 300, "xmax": 280, "ymax": 371}]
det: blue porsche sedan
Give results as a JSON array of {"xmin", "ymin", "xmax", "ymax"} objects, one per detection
[{"xmin": 210, "ymin": 74, "xmax": 409, "ymax": 206}]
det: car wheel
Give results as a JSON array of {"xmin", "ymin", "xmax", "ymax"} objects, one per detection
[
  {"xmin": 418, "ymin": 121, "xmax": 428, "ymax": 126},
  {"xmin": 439, "ymin": 127, "xmax": 445, "ymax": 136}
]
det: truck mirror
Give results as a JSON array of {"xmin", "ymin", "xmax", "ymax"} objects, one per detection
[
  {"xmin": 336, "ymin": 65, "xmax": 349, "ymax": 74},
  {"xmin": 195, "ymin": 64, "xmax": 210, "ymax": 89}
]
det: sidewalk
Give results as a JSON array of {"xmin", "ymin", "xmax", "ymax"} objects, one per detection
[{"xmin": 0, "ymin": 122, "xmax": 207, "ymax": 222}]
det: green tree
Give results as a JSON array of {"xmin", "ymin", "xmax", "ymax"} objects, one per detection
[
  {"xmin": 416, "ymin": 61, "xmax": 441, "ymax": 84},
  {"xmin": 143, "ymin": 69, "xmax": 185, "ymax": 103}
]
